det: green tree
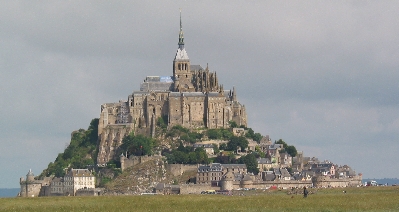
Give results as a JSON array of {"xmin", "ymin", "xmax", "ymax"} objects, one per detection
[
  {"xmin": 212, "ymin": 144, "xmax": 220, "ymax": 154},
  {"xmin": 207, "ymin": 129, "xmax": 222, "ymax": 139},
  {"xmin": 239, "ymin": 153, "xmax": 259, "ymax": 174},
  {"xmin": 229, "ymin": 121, "xmax": 238, "ymax": 128},
  {"xmin": 253, "ymin": 133, "xmax": 262, "ymax": 142},
  {"xmin": 285, "ymin": 145, "xmax": 298, "ymax": 157},
  {"xmin": 245, "ymin": 128, "xmax": 255, "ymax": 139},
  {"xmin": 238, "ymin": 136, "xmax": 249, "ymax": 151},
  {"xmin": 219, "ymin": 143, "xmax": 227, "ymax": 150},
  {"xmin": 275, "ymin": 139, "xmax": 288, "ymax": 148},
  {"xmin": 120, "ymin": 133, "xmax": 155, "ymax": 156}
]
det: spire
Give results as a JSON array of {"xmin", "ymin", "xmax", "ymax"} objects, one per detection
[
  {"xmin": 178, "ymin": 9, "xmax": 184, "ymax": 50},
  {"xmin": 233, "ymin": 86, "xmax": 237, "ymax": 101}
]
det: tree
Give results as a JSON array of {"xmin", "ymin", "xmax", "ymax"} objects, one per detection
[
  {"xmin": 212, "ymin": 144, "xmax": 220, "ymax": 154},
  {"xmin": 238, "ymin": 136, "xmax": 249, "ymax": 152},
  {"xmin": 285, "ymin": 145, "xmax": 298, "ymax": 157},
  {"xmin": 227, "ymin": 136, "xmax": 239, "ymax": 151},
  {"xmin": 245, "ymin": 128, "xmax": 255, "ymax": 139},
  {"xmin": 120, "ymin": 133, "xmax": 155, "ymax": 156},
  {"xmin": 207, "ymin": 129, "xmax": 222, "ymax": 139},
  {"xmin": 219, "ymin": 143, "xmax": 227, "ymax": 150},
  {"xmin": 253, "ymin": 133, "xmax": 262, "ymax": 142},
  {"xmin": 275, "ymin": 139, "xmax": 288, "ymax": 148},
  {"xmin": 229, "ymin": 121, "xmax": 238, "ymax": 128},
  {"xmin": 239, "ymin": 153, "xmax": 259, "ymax": 174}
]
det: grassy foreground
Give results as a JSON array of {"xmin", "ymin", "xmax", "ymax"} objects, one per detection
[{"xmin": 1, "ymin": 187, "xmax": 398, "ymax": 212}]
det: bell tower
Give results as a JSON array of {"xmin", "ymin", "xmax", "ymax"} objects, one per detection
[{"xmin": 173, "ymin": 10, "xmax": 194, "ymax": 92}]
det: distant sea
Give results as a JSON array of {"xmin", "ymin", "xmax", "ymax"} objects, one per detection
[
  {"xmin": 0, "ymin": 188, "xmax": 19, "ymax": 198},
  {"xmin": 362, "ymin": 178, "xmax": 399, "ymax": 186}
]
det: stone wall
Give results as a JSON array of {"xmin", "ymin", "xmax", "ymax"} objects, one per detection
[
  {"xmin": 97, "ymin": 124, "xmax": 134, "ymax": 165},
  {"xmin": 19, "ymin": 182, "xmax": 42, "ymax": 197},
  {"xmin": 179, "ymin": 183, "xmax": 215, "ymax": 194},
  {"xmin": 166, "ymin": 164, "xmax": 198, "ymax": 176},
  {"xmin": 312, "ymin": 176, "xmax": 362, "ymax": 188},
  {"xmin": 76, "ymin": 188, "xmax": 104, "ymax": 196}
]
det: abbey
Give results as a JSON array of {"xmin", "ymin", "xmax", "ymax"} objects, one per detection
[{"xmin": 97, "ymin": 13, "xmax": 247, "ymax": 165}]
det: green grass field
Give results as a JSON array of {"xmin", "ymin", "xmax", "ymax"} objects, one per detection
[{"xmin": 1, "ymin": 187, "xmax": 398, "ymax": 212}]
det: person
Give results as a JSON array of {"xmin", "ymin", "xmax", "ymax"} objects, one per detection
[{"xmin": 303, "ymin": 186, "xmax": 308, "ymax": 198}]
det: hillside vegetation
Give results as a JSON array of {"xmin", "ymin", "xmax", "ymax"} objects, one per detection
[
  {"xmin": 39, "ymin": 119, "xmax": 99, "ymax": 178},
  {"xmin": 38, "ymin": 118, "xmax": 297, "ymax": 188}
]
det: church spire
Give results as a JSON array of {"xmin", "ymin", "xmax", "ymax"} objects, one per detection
[{"xmin": 178, "ymin": 9, "xmax": 184, "ymax": 50}]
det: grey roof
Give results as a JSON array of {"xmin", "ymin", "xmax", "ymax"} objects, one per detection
[
  {"xmin": 66, "ymin": 169, "xmax": 93, "ymax": 177},
  {"xmin": 198, "ymin": 163, "xmax": 222, "ymax": 172},
  {"xmin": 264, "ymin": 172, "xmax": 276, "ymax": 181},
  {"xmin": 193, "ymin": 143, "xmax": 213, "ymax": 148},
  {"xmin": 181, "ymin": 92, "xmax": 206, "ymax": 97},
  {"xmin": 169, "ymin": 92, "xmax": 181, "ymax": 97},
  {"xmin": 269, "ymin": 144, "xmax": 283, "ymax": 150},
  {"xmin": 311, "ymin": 163, "xmax": 333, "ymax": 169},
  {"xmin": 208, "ymin": 92, "xmax": 221, "ymax": 97},
  {"xmin": 222, "ymin": 164, "xmax": 247, "ymax": 169},
  {"xmin": 280, "ymin": 168, "xmax": 291, "ymax": 177},
  {"xmin": 274, "ymin": 168, "xmax": 281, "ymax": 175},
  {"xmin": 140, "ymin": 81, "xmax": 173, "ymax": 92},
  {"xmin": 257, "ymin": 158, "xmax": 272, "ymax": 164},
  {"xmin": 190, "ymin": 65, "xmax": 203, "ymax": 71},
  {"xmin": 242, "ymin": 174, "xmax": 252, "ymax": 181},
  {"xmin": 52, "ymin": 177, "xmax": 63, "ymax": 182}
]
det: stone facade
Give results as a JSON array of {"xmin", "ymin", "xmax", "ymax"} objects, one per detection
[
  {"xmin": 120, "ymin": 155, "xmax": 163, "ymax": 172},
  {"xmin": 196, "ymin": 163, "xmax": 247, "ymax": 186},
  {"xmin": 97, "ymin": 14, "xmax": 247, "ymax": 165},
  {"xmin": 19, "ymin": 169, "xmax": 51, "ymax": 197}
]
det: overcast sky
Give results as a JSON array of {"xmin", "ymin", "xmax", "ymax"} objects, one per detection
[{"xmin": 1, "ymin": 1, "xmax": 398, "ymax": 188}]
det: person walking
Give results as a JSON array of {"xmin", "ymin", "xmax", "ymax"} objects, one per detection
[{"xmin": 303, "ymin": 186, "xmax": 308, "ymax": 198}]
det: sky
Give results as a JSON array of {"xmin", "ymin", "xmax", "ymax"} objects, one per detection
[{"xmin": 1, "ymin": 1, "xmax": 398, "ymax": 188}]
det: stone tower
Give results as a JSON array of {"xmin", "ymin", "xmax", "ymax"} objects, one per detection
[
  {"xmin": 173, "ymin": 10, "xmax": 194, "ymax": 92},
  {"xmin": 221, "ymin": 170, "xmax": 234, "ymax": 191}
]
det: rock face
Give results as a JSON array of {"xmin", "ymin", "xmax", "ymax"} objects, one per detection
[
  {"xmin": 97, "ymin": 15, "xmax": 247, "ymax": 165},
  {"xmin": 102, "ymin": 157, "xmax": 196, "ymax": 195}
]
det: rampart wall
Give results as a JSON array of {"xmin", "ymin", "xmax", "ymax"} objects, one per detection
[
  {"xmin": 166, "ymin": 164, "xmax": 198, "ymax": 176},
  {"xmin": 312, "ymin": 176, "xmax": 362, "ymax": 188},
  {"xmin": 120, "ymin": 155, "xmax": 163, "ymax": 171},
  {"xmin": 179, "ymin": 183, "xmax": 214, "ymax": 194}
]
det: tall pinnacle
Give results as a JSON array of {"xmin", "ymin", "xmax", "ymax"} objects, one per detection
[{"xmin": 178, "ymin": 9, "xmax": 184, "ymax": 50}]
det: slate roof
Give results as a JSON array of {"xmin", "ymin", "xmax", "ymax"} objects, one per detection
[
  {"xmin": 257, "ymin": 158, "xmax": 272, "ymax": 164},
  {"xmin": 193, "ymin": 143, "xmax": 214, "ymax": 148},
  {"xmin": 190, "ymin": 65, "xmax": 203, "ymax": 71},
  {"xmin": 181, "ymin": 92, "xmax": 206, "ymax": 97},
  {"xmin": 67, "ymin": 169, "xmax": 93, "ymax": 177},
  {"xmin": 280, "ymin": 168, "xmax": 291, "ymax": 178},
  {"xmin": 198, "ymin": 163, "xmax": 222, "ymax": 172},
  {"xmin": 169, "ymin": 92, "xmax": 181, "ymax": 97}
]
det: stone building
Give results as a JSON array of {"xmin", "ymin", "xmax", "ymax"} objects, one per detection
[
  {"xmin": 64, "ymin": 169, "xmax": 95, "ymax": 196},
  {"xmin": 97, "ymin": 12, "xmax": 247, "ymax": 165},
  {"xmin": 196, "ymin": 163, "xmax": 247, "ymax": 186},
  {"xmin": 19, "ymin": 169, "xmax": 51, "ymax": 197}
]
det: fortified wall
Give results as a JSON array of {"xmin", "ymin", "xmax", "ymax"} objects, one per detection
[
  {"xmin": 312, "ymin": 176, "xmax": 362, "ymax": 188},
  {"xmin": 166, "ymin": 164, "xmax": 198, "ymax": 176}
]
